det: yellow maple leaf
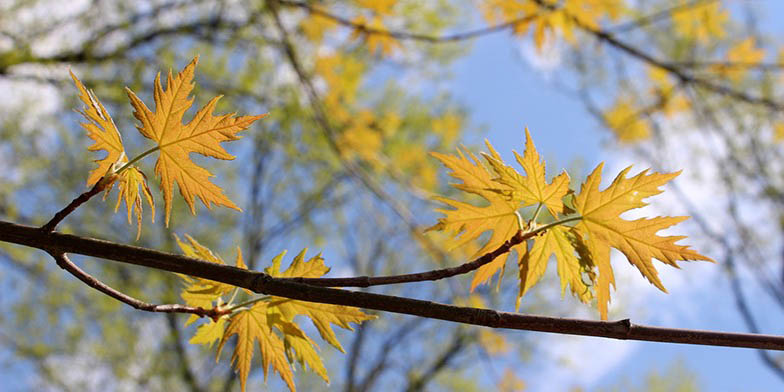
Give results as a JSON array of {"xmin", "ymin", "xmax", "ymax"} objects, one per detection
[
  {"xmin": 71, "ymin": 71, "xmax": 155, "ymax": 237},
  {"xmin": 572, "ymin": 163, "xmax": 713, "ymax": 319},
  {"xmin": 271, "ymin": 313, "xmax": 329, "ymax": 383},
  {"xmin": 176, "ymin": 235, "xmax": 245, "ymax": 325},
  {"xmin": 125, "ymin": 56, "xmax": 267, "ymax": 226},
  {"xmin": 70, "ymin": 71, "xmax": 126, "ymax": 186},
  {"xmin": 265, "ymin": 249, "xmax": 376, "ymax": 352},
  {"xmin": 517, "ymin": 225, "xmax": 591, "ymax": 309},
  {"xmin": 482, "ymin": 129, "xmax": 570, "ymax": 217},
  {"xmin": 112, "ymin": 167, "xmax": 155, "ymax": 240},
  {"xmin": 428, "ymin": 146, "xmax": 523, "ymax": 289},
  {"xmin": 217, "ymin": 302, "xmax": 295, "ymax": 392},
  {"xmin": 189, "ymin": 317, "xmax": 226, "ymax": 347}
]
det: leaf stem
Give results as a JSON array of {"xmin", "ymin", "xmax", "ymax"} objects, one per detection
[
  {"xmin": 528, "ymin": 215, "xmax": 582, "ymax": 235},
  {"xmin": 116, "ymin": 145, "xmax": 160, "ymax": 174},
  {"xmin": 529, "ymin": 203, "xmax": 544, "ymax": 226},
  {"xmin": 225, "ymin": 295, "xmax": 271, "ymax": 313}
]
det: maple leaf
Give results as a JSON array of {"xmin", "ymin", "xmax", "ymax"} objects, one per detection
[
  {"xmin": 427, "ymin": 145, "xmax": 523, "ymax": 289},
  {"xmin": 112, "ymin": 167, "xmax": 155, "ymax": 240},
  {"xmin": 572, "ymin": 163, "xmax": 713, "ymax": 319},
  {"xmin": 71, "ymin": 71, "xmax": 155, "ymax": 237},
  {"xmin": 70, "ymin": 71, "xmax": 127, "ymax": 187},
  {"xmin": 125, "ymin": 56, "xmax": 267, "ymax": 226},
  {"xmin": 266, "ymin": 249, "xmax": 376, "ymax": 352},
  {"xmin": 482, "ymin": 128, "xmax": 570, "ymax": 217},
  {"xmin": 189, "ymin": 317, "xmax": 226, "ymax": 347},
  {"xmin": 217, "ymin": 302, "xmax": 295, "ymax": 392},
  {"xmin": 176, "ymin": 234, "xmax": 245, "ymax": 325},
  {"xmin": 517, "ymin": 225, "xmax": 591, "ymax": 309}
]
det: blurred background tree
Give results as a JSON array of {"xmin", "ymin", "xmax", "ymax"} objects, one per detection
[{"xmin": 0, "ymin": 0, "xmax": 782, "ymax": 390}]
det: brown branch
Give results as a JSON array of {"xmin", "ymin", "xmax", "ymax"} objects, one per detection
[
  {"xmin": 41, "ymin": 179, "xmax": 108, "ymax": 232},
  {"xmin": 284, "ymin": 230, "xmax": 526, "ymax": 287},
  {"xmin": 47, "ymin": 250, "xmax": 226, "ymax": 320},
  {"xmin": 277, "ymin": 0, "xmax": 540, "ymax": 43},
  {"xmin": 3, "ymin": 220, "xmax": 784, "ymax": 351}
]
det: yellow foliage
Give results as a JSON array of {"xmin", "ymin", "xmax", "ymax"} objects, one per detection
[
  {"xmin": 126, "ymin": 57, "xmax": 266, "ymax": 226},
  {"xmin": 672, "ymin": 2, "xmax": 728, "ymax": 43},
  {"xmin": 314, "ymin": 53, "xmax": 366, "ymax": 113},
  {"xmin": 427, "ymin": 146, "xmax": 524, "ymax": 289},
  {"xmin": 351, "ymin": 15, "xmax": 402, "ymax": 56},
  {"xmin": 714, "ymin": 38, "xmax": 765, "ymax": 82},
  {"xmin": 573, "ymin": 164, "xmax": 713, "ymax": 319},
  {"xmin": 648, "ymin": 66, "xmax": 690, "ymax": 116},
  {"xmin": 180, "ymin": 240, "xmax": 374, "ymax": 391},
  {"xmin": 603, "ymin": 98, "xmax": 651, "ymax": 142},
  {"xmin": 71, "ymin": 71, "xmax": 154, "ymax": 237},
  {"xmin": 112, "ymin": 167, "xmax": 155, "ymax": 240},
  {"xmin": 300, "ymin": 13, "xmax": 337, "ymax": 42},
  {"xmin": 429, "ymin": 132, "xmax": 711, "ymax": 320},
  {"xmin": 775, "ymin": 122, "xmax": 784, "ymax": 141}
]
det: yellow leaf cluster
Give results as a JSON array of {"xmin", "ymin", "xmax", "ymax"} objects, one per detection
[
  {"xmin": 71, "ymin": 57, "xmax": 265, "ymax": 236},
  {"xmin": 713, "ymin": 38, "xmax": 766, "ymax": 82},
  {"xmin": 178, "ymin": 238, "xmax": 374, "ymax": 392},
  {"xmin": 70, "ymin": 72, "xmax": 154, "ymax": 238},
  {"xmin": 672, "ymin": 2, "xmax": 728, "ymax": 43},
  {"xmin": 480, "ymin": 0, "xmax": 626, "ymax": 50},
  {"xmin": 350, "ymin": 15, "xmax": 402, "ymax": 56},
  {"xmin": 429, "ymin": 130, "xmax": 712, "ymax": 319},
  {"xmin": 126, "ymin": 57, "xmax": 266, "ymax": 226},
  {"xmin": 647, "ymin": 66, "xmax": 690, "ymax": 117},
  {"xmin": 603, "ymin": 98, "xmax": 651, "ymax": 142}
]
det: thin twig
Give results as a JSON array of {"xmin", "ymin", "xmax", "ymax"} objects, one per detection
[
  {"xmin": 41, "ymin": 180, "xmax": 108, "ymax": 232},
  {"xmin": 47, "ymin": 251, "xmax": 227, "ymax": 320},
  {"xmin": 284, "ymin": 230, "xmax": 525, "ymax": 287},
  {"xmin": 3, "ymin": 220, "xmax": 784, "ymax": 350},
  {"xmin": 277, "ymin": 0, "xmax": 540, "ymax": 43},
  {"xmin": 608, "ymin": 0, "xmax": 718, "ymax": 34}
]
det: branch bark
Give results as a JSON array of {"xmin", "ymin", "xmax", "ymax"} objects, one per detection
[{"xmin": 3, "ymin": 220, "xmax": 784, "ymax": 351}]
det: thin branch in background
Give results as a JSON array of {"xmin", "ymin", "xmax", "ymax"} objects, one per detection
[
  {"xmin": 608, "ymin": 0, "xmax": 718, "ymax": 34},
  {"xmin": 404, "ymin": 331, "xmax": 468, "ymax": 392},
  {"xmin": 277, "ymin": 0, "xmax": 540, "ymax": 44}
]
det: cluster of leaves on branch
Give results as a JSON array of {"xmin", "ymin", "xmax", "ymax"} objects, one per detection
[
  {"xmin": 427, "ymin": 130, "xmax": 713, "ymax": 319},
  {"xmin": 72, "ymin": 56, "xmax": 266, "ymax": 236},
  {"xmin": 177, "ymin": 235, "xmax": 375, "ymax": 392},
  {"xmin": 71, "ymin": 58, "xmax": 374, "ymax": 391}
]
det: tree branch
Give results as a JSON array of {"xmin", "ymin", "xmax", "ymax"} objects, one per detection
[
  {"xmin": 284, "ymin": 230, "xmax": 525, "ymax": 287},
  {"xmin": 46, "ymin": 250, "xmax": 226, "ymax": 320},
  {"xmin": 277, "ymin": 0, "xmax": 540, "ymax": 43},
  {"xmin": 3, "ymin": 220, "xmax": 784, "ymax": 350}
]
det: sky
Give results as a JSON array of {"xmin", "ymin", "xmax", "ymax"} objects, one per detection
[{"xmin": 445, "ymin": 5, "xmax": 784, "ymax": 390}]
